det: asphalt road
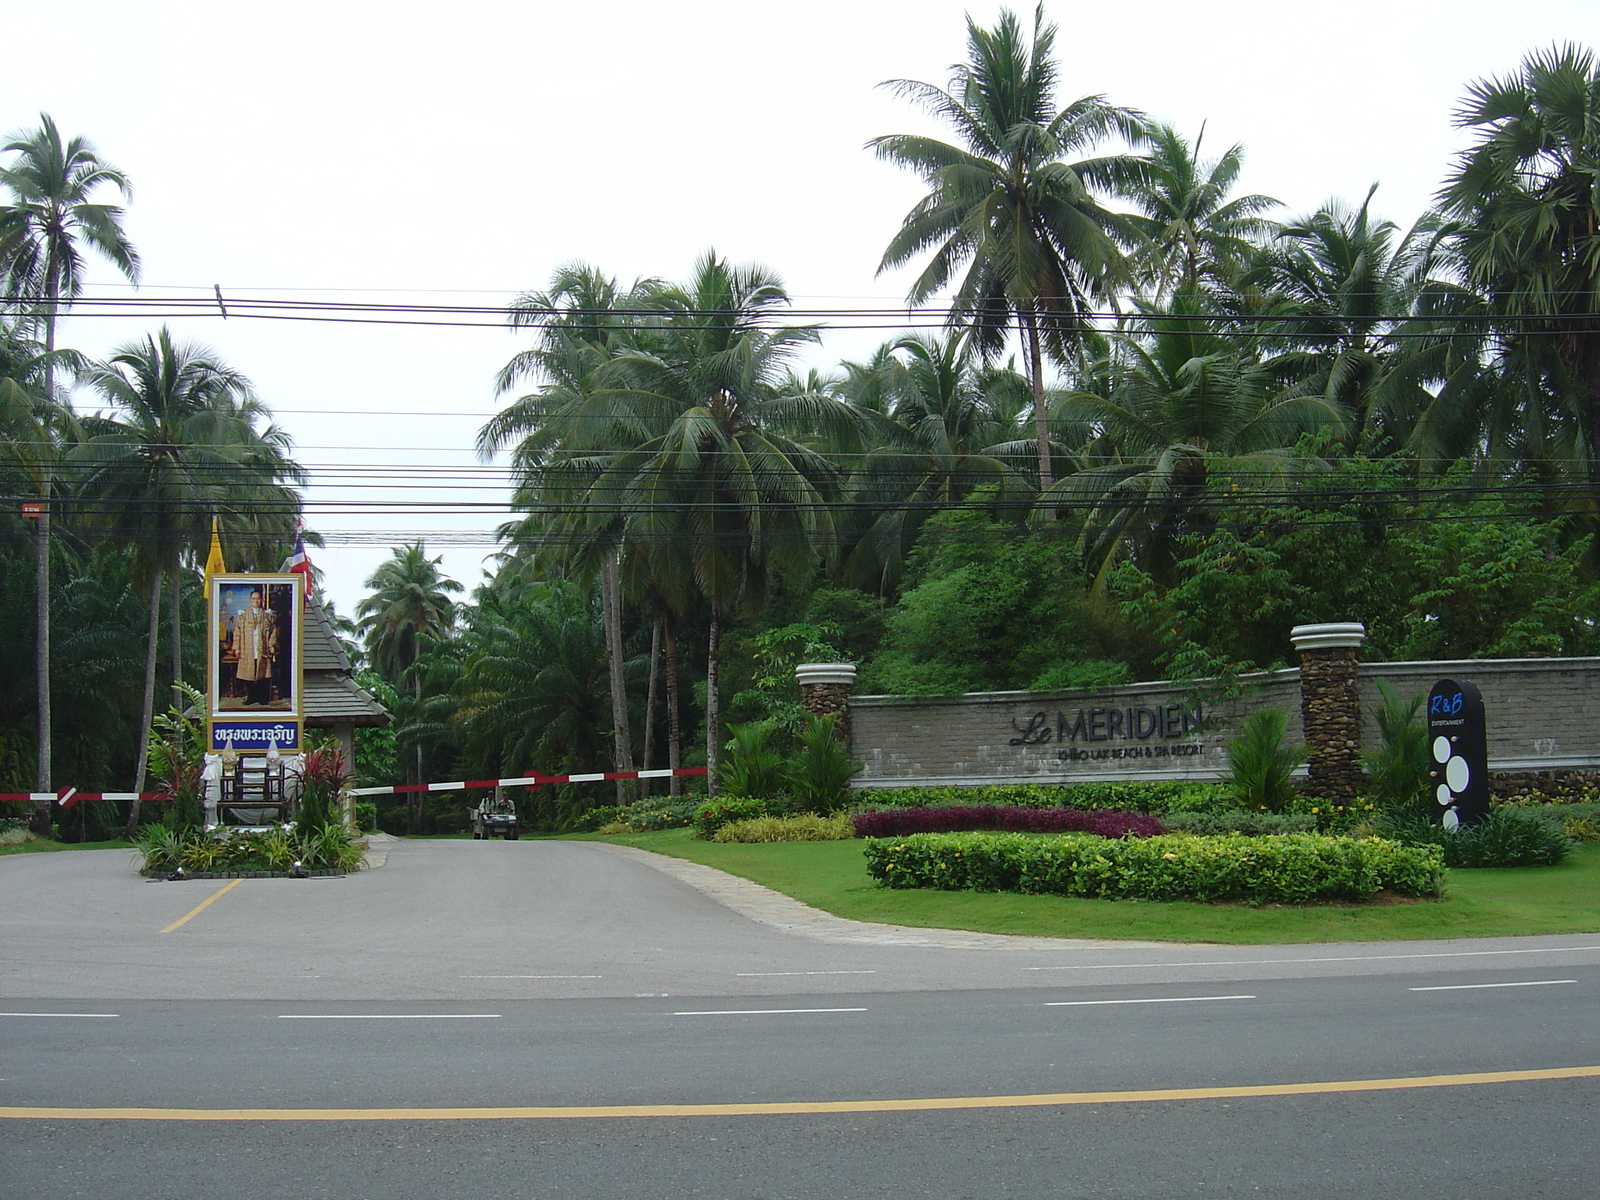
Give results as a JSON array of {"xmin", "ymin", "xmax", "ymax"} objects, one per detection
[{"xmin": 3, "ymin": 839, "xmax": 1598, "ymax": 1198}]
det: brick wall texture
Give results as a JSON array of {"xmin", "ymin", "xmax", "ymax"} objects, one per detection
[{"xmin": 849, "ymin": 657, "xmax": 1600, "ymax": 790}]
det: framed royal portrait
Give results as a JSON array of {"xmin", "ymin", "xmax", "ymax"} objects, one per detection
[{"xmin": 208, "ymin": 573, "xmax": 304, "ymax": 753}]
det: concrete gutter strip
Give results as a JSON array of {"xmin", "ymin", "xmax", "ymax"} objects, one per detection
[
  {"xmin": 589, "ymin": 842, "xmax": 1162, "ymax": 951},
  {"xmin": 358, "ymin": 832, "xmax": 399, "ymax": 870}
]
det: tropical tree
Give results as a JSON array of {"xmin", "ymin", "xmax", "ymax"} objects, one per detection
[
  {"xmin": 0, "ymin": 322, "xmax": 80, "ymax": 828},
  {"xmin": 452, "ymin": 580, "xmax": 619, "ymax": 817},
  {"xmin": 481, "ymin": 264, "xmax": 665, "ymax": 799},
  {"xmin": 870, "ymin": 4, "xmax": 1147, "ymax": 491},
  {"xmin": 836, "ymin": 331, "xmax": 1031, "ymax": 593},
  {"xmin": 1437, "ymin": 44, "xmax": 1600, "ymax": 489},
  {"xmin": 0, "ymin": 114, "xmax": 139, "ymax": 792},
  {"xmin": 1122, "ymin": 122, "xmax": 1280, "ymax": 300},
  {"xmin": 585, "ymin": 252, "xmax": 861, "ymax": 789},
  {"xmin": 76, "ymin": 328, "xmax": 303, "ymax": 829},
  {"xmin": 357, "ymin": 542, "xmax": 461, "ymax": 827},
  {"xmin": 1051, "ymin": 296, "xmax": 1349, "ymax": 584}
]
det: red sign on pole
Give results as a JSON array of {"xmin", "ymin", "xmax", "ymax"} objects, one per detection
[{"xmin": 20, "ymin": 502, "xmax": 42, "ymax": 519}]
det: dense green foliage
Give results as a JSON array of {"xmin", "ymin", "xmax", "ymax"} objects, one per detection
[
  {"xmin": 1217, "ymin": 710, "xmax": 1307, "ymax": 813},
  {"xmin": 1380, "ymin": 807, "xmax": 1574, "ymax": 868},
  {"xmin": 136, "ymin": 823, "xmax": 364, "ymax": 874},
  {"xmin": 863, "ymin": 831, "xmax": 1446, "ymax": 903},
  {"xmin": 8, "ymin": 31, "xmax": 1600, "ymax": 841}
]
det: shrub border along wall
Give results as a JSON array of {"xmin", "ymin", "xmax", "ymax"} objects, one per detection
[
  {"xmin": 863, "ymin": 832, "xmax": 1445, "ymax": 904},
  {"xmin": 850, "ymin": 806, "xmax": 1165, "ymax": 839}
]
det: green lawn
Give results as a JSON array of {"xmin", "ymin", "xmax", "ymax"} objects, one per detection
[
  {"xmin": 0, "ymin": 836, "xmax": 127, "ymax": 856},
  {"xmin": 575, "ymin": 829, "xmax": 1600, "ymax": 944}
]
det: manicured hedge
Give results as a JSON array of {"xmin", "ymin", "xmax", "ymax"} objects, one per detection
[
  {"xmin": 862, "ymin": 832, "xmax": 1445, "ymax": 904},
  {"xmin": 851, "ymin": 781, "xmax": 1231, "ymax": 814},
  {"xmin": 850, "ymin": 805, "xmax": 1165, "ymax": 839}
]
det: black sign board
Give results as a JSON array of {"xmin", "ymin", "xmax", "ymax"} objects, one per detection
[{"xmin": 1427, "ymin": 678, "xmax": 1488, "ymax": 829}]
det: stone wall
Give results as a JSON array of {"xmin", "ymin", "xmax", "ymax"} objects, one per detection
[
  {"xmin": 850, "ymin": 672, "xmax": 1301, "ymax": 788},
  {"xmin": 851, "ymin": 657, "xmax": 1600, "ymax": 790}
]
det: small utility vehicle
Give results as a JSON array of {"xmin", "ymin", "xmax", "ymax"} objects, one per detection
[{"xmin": 470, "ymin": 795, "xmax": 520, "ymax": 840}]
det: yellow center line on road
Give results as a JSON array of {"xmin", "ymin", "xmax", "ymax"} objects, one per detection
[
  {"xmin": 160, "ymin": 879, "xmax": 242, "ymax": 933},
  {"xmin": 5, "ymin": 1064, "xmax": 1598, "ymax": 1122}
]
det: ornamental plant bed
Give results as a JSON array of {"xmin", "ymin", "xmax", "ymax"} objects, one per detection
[
  {"xmin": 862, "ymin": 832, "xmax": 1445, "ymax": 905},
  {"xmin": 138, "ymin": 867, "xmax": 351, "ymax": 879},
  {"xmin": 575, "ymin": 831, "xmax": 1600, "ymax": 943},
  {"xmin": 851, "ymin": 805, "xmax": 1164, "ymax": 839}
]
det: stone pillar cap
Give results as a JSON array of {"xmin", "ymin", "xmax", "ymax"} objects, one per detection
[
  {"xmin": 1290, "ymin": 622, "xmax": 1367, "ymax": 651},
  {"xmin": 795, "ymin": 663, "xmax": 857, "ymax": 687}
]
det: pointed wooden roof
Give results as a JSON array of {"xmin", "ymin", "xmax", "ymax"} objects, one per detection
[{"xmin": 302, "ymin": 597, "xmax": 390, "ymax": 727}]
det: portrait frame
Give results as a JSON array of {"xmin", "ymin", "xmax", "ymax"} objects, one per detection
[{"xmin": 207, "ymin": 573, "xmax": 304, "ymax": 753}]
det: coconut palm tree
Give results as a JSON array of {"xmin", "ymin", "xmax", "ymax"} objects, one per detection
[
  {"xmin": 1437, "ymin": 44, "xmax": 1600, "ymax": 487},
  {"xmin": 0, "ymin": 114, "xmax": 139, "ymax": 792},
  {"xmin": 836, "ymin": 331, "xmax": 1031, "ymax": 593},
  {"xmin": 870, "ymin": 5, "xmax": 1147, "ymax": 492},
  {"xmin": 1051, "ymin": 295, "xmax": 1350, "ymax": 585},
  {"xmin": 76, "ymin": 329, "xmax": 303, "ymax": 830},
  {"xmin": 0, "ymin": 320, "xmax": 81, "ymax": 829},
  {"xmin": 481, "ymin": 264, "xmax": 668, "ymax": 799},
  {"xmin": 357, "ymin": 542, "xmax": 461, "ymax": 828},
  {"xmin": 1123, "ymin": 123, "xmax": 1280, "ymax": 300},
  {"xmin": 589, "ymin": 252, "xmax": 863, "ymax": 789},
  {"xmin": 1239, "ymin": 188, "xmax": 1436, "ymax": 454}
]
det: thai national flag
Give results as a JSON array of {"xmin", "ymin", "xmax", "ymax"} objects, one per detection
[{"xmin": 281, "ymin": 534, "xmax": 315, "ymax": 603}]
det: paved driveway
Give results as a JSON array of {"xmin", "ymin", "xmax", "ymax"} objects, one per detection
[{"xmin": 5, "ymin": 838, "xmax": 1600, "ymax": 1001}]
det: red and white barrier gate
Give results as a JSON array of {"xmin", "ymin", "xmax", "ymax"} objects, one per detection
[
  {"xmin": 347, "ymin": 766, "xmax": 707, "ymax": 798},
  {"xmin": 0, "ymin": 766, "xmax": 708, "ymax": 809}
]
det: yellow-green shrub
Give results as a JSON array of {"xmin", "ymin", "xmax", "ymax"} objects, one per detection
[{"xmin": 712, "ymin": 813, "xmax": 854, "ymax": 843}]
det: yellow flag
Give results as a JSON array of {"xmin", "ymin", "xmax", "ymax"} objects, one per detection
[{"xmin": 202, "ymin": 517, "xmax": 226, "ymax": 598}]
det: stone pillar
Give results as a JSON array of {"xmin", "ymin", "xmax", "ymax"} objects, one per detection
[
  {"xmin": 794, "ymin": 663, "xmax": 856, "ymax": 747},
  {"xmin": 1290, "ymin": 622, "xmax": 1366, "ymax": 803}
]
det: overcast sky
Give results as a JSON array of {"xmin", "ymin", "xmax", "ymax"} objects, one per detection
[{"xmin": 4, "ymin": 0, "xmax": 1593, "ymax": 617}]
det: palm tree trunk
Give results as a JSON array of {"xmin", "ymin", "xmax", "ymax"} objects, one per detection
[
  {"xmin": 664, "ymin": 623, "xmax": 682, "ymax": 797},
  {"xmin": 126, "ymin": 571, "xmax": 163, "ymax": 836},
  {"xmin": 600, "ymin": 552, "xmax": 634, "ymax": 804},
  {"xmin": 705, "ymin": 607, "xmax": 721, "ymax": 797},
  {"xmin": 169, "ymin": 562, "xmax": 183, "ymax": 712},
  {"xmin": 1021, "ymin": 305, "xmax": 1053, "ymax": 494},
  {"xmin": 641, "ymin": 620, "xmax": 661, "ymax": 784},
  {"xmin": 411, "ymin": 671, "xmax": 422, "ymax": 835},
  {"xmin": 29, "ymin": 497, "xmax": 51, "ymax": 833},
  {"xmin": 30, "ymin": 302, "xmax": 56, "ymax": 829}
]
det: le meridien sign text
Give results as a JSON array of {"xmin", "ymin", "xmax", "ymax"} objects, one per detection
[{"xmin": 1008, "ymin": 701, "xmax": 1206, "ymax": 764}]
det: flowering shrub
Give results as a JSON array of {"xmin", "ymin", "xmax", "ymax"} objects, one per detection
[
  {"xmin": 850, "ymin": 806, "xmax": 1164, "ymax": 839},
  {"xmin": 1308, "ymin": 800, "xmax": 1379, "ymax": 835},
  {"xmin": 593, "ymin": 798, "xmax": 701, "ymax": 833},
  {"xmin": 862, "ymin": 832, "xmax": 1445, "ymax": 903},
  {"xmin": 692, "ymin": 796, "xmax": 792, "ymax": 838}
]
